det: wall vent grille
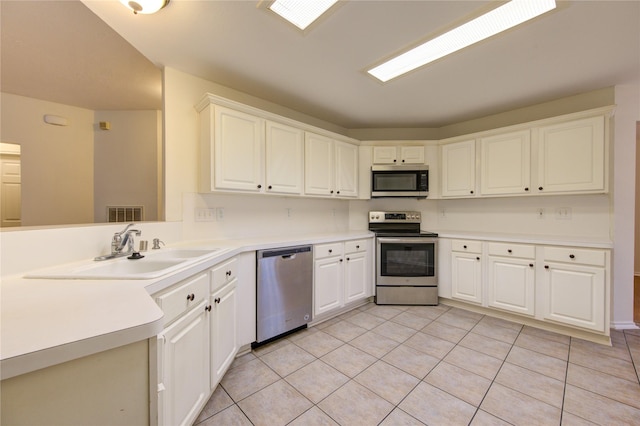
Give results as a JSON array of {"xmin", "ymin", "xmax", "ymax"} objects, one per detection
[{"xmin": 107, "ymin": 206, "xmax": 144, "ymax": 223}]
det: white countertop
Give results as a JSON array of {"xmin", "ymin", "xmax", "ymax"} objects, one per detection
[
  {"xmin": 0, "ymin": 231, "xmax": 373, "ymax": 380},
  {"xmin": 436, "ymin": 231, "xmax": 613, "ymax": 249}
]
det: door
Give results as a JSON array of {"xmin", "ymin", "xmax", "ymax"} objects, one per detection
[
  {"xmin": 451, "ymin": 252, "xmax": 482, "ymax": 304},
  {"xmin": 210, "ymin": 281, "xmax": 237, "ymax": 387},
  {"xmin": 314, "ymin": 256, "xmax": 343, "ymax": 316},
  {"xmin": 488, "ymin": 257, "xmax": 535, "ymax": 315},
  {"xmin": 214, "ymin": 106, "xmax": 264, "ymax": 191},
  {"xmin": 335, "ymin": 141, "xmax": 358, "ymax": 197},
  {"xmin": 344, "ymin": 251, "xmax": 368, "ymax": 303},
  {"xmin": 160, "ymin": 301, "xmax": 210, "ymax": 426},
  {"xmin": 480, "ymin": 130, "xmax": 531, "ymax": 195},
  {"xmin": 377, "ymin": 238, "xmax": 437, "ymax": 286},
  {"xmin": 441, "ymin": 140, "xmax": 476, "ymax": 197},
  {"xmin": 0, "ymin": 151, "xmax": 21, "ymax": 227},
  {"xmin": 304, "ymin": 132, "xmax": 334, "ymax": 196},
  {"xmin": 399, "ymin": 146, "xmax": 425, "ymax": 164},
  {"xmin": 265, "ymin": 121, "xmax": 303, "ymax": 194}
]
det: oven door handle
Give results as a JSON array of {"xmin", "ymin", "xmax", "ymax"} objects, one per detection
[{"xmin": 377, "ymin": 237, "xmax": 438, "ymax": 243}]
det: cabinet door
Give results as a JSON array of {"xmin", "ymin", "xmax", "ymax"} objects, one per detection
[
  {"xmin": 214, "ymin": 106, "xmax": 264, "ymax": 192},
  {"xmin": 400, "ymin": 146, "xmax": 425, "ymax": 164},
  {"xmin": 265, "ymin": 121, "xmax": 303, "ymax": 195},
  {"xmin": 335, "ymin": 141, "xmax": 358, "ymax": 198},
  {"xmin": 304, "ymin": 132, "xmax": 334, "ymax": 196},
  {"xmin": 160, "ymin": 301, "xmax": 210, "ymax": 426},
  {"xmin": 344, "ymin": 251, "xmax": 368, "ymax": 304},
  {"xmin": 372, "ymin": 146, "xmax": 398, "ymax": 164},
  {"xmin": 488, "ymin": 257, "xmax": 535, "ymax": 316},
  {"xmin": 451, "ymin": 252, "xmax": 482, "ymax": 304},
  {"xmin": 210, "ymin": 280, "xmax": 238, "ymax": 387},
  {"xmin": 314, "ymin": 257, "xmax": 343, "ymax": 316},
  {"xmin": 542, "ymin": 262, "xmax": 605, "ymax": 332},
  {"xmin": 441, "ymin": 140, "xmax": 476, "ymax": 197},
  {"xmin": 480, "ymin": 130, "xmax": 531, "ymax": 195},
  {"xmin": 537, "ymin": 115, "xmax": 605, "ymax": 194}
]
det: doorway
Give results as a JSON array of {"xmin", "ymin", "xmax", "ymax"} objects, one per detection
[
  {"xmin": 635, "ymin": 123, "xmax": 640, "ymax": 323},
  {"xmin": 0, "ymin": 143, "xmax": 21, "ymax": 227}
]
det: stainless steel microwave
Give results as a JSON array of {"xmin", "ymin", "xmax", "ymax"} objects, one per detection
[{"xmin": 371, "ymin": 165, "xmax": 429, "ymax": 198}]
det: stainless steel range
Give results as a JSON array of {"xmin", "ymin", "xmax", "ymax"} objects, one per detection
[{"xmin": 369, "ymin": 211, "xmax": 438, "ymax": 305}]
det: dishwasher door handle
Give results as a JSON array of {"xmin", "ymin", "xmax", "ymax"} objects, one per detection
[{"xmin": 281, "ymin": 254, "xmax": 297, "ymax": 260}]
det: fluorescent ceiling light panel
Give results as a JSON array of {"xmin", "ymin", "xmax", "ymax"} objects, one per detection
[
  {"xmin": 269, "ymin": 0, "xmax": 338, "ymax": 30},
  {"xmin": 368, "ymin": 0, "xmax": 556, "ymax": 82}
]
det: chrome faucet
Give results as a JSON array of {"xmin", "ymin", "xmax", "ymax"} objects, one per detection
[{"xmin": 95, "ymin": 223, "xmax": 144, "ymax": 261}]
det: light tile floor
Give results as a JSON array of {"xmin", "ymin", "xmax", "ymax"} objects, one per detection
[{"xmin": 195, "ymin": 303, "xmax": 640, "ymax": 426}]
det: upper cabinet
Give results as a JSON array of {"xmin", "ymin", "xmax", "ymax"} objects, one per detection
[
  {"xmin": 198, "ymin": 95, "xmax": 358, "ymax": 199},
  {"xmin": 480, "ymin": 130, "xmax": 531, "ymax": 196},
  {"xmin": 440, "ymin": 109, "xmax": 610, "ymax": 199},
  {"xmin": 441, "ymin": 140, "xmax": 476, "ymax": 198},
  {"xmin": 536, "ymin": 115, "xmax": 606, "ymax": 194},
  {"xmin": 305, "ymin": 133, "xmax": 358, "ymax": 198},
  {"xmin": 372, "ymin": 145, "xmax": 425, "ymax": 164}
]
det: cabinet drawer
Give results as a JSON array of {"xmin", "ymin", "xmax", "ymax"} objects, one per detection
[
  {"xmin": 315, "ymin": 242, "xmax": 343, "ymax": 259},
  {"xmin": 543, "ymin": 247, "xmax": 606, "ymax": 267},
  {"xmin": 211, "ymin": 257, "xmax": 238, "ymax": 292},
  {"xmin": 345, "ymin": 239, "xmax": 368, "ymax": 254},
  {"xmin": 156, "ymin": 272, "xmax": 209, "ymax": 326},
  {"xmin": 451, "ymin": 240, "xmax": 482, "ymax": 254},
  {"xmin": 488, "ymin": 242, "xmax": 535, "ymax": 259}
]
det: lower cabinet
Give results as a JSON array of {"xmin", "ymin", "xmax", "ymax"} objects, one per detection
[
  {"xmin": 541, "ymin": 247, "xmax": 607, "ymax": 332},
  {"xmin": 155, "ymin": 257, "xmax": 241, "ymax": 426},
  {"xmin": 314, "ymin": 239, "xmax": 372, "ymax": 318},
  {"xmin": 451, "ymin": 240, "xmax": 483, "ymax": 304},
  {"xmin": 487, "ymin": 243, "xmax": 535, "ymax": 316},
  {"xmin": 443, "ymin": 238, "xmax": 609, "ymax": 336}
]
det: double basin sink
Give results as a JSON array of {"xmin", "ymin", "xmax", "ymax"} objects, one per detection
[{"xmin": 26, "ymin": 248, "xmax": 225, "ymax": 280}]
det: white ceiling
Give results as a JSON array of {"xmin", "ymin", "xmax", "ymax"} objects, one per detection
[{"xmin": 3, "ymin": 1, "xmax": 639, "ymax": 128}]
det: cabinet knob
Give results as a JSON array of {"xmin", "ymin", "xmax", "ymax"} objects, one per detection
[
  {"xmin": 187, "ymin": 293, "xmax": 195, "ymax": 301},
  {"xmin": 476, "ymin": 257, "xmax": 480, "ymax": 261},
  {"xmin": 393, "ymin": 159, "xmax": 397, "ymax": 162},
  {"xmin": 539, "ymin": 186, "xmax": 544, "ymax": 191},
  {"xmin": 337, "ymin": 191, "xmax": 340, "ymax": 194},
  {"xmin": 330, "ymin": 190, "xmax": 334, "ymax": 194},
  {"xmin": 328, "ymin": 249, "xmax": 332, "ymax": 253},
  {"xmin": 205, "ymin": 305, "xmax": 212, "ymax": 312},
  {"xmin": 470, "ymin": 190, "xmax": 474, "ymax": 194},
  {"xmin": 346, "ymin": 257, "xmax": 350, "ymax": 261},
  {"xmin": 507, "ymin": 249, "xmax": 513, "ymax": 254},
  {"xmin": 257, "ymin": 184, "xmax": 262, "ymax": 189},
  {"xmin": 569, "ymin": 254, "xmax": 575, "ymax": 259},
  {"xmin": 401, "ymin": 159, "xmax": 405, "ymax": 163},
  {"xmin": 544, "ymin": 265, "xmax": 550, "ymax": 269},
  {"xmin": 529, "ymin": 263, "xmax": 534, "ymax": 268},
  {"xmin": 226, "ymin": 270, "xmax": 232, "ymax": 277},
  {"xmin": 268, "ymin": 185, "xmax": 272, "ymax": 190},
  {"xmin": 463, "ymin": 245, "xmax": 467, "ymax": 249},
  {"xmin": 524, "ymin": 187, "xmax": 529, "ymax": 191},
  {"xmin": 339, "ymin": 258, "xmax": 343, "ymax": 262},
  {"xmin": 214, "ymin": 297, "xmax": 221, "ymax": 304},
  {"xmin": 356, "ymin": 245, "xmax": 360, "ymax": 249}
]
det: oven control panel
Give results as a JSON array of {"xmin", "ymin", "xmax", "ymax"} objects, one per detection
[{"xmin": 369, "ymin": 211, "xmax": 421, "ymax": 223}]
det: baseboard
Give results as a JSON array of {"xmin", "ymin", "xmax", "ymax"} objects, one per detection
[{"xmin": 610, "ymin": 321, "xmax": 640, "ymax": 330}]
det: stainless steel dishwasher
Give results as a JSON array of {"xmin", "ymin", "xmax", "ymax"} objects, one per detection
[{"xmin": 255, "ymin": 245, "xmax": 313, "ymax": 345}]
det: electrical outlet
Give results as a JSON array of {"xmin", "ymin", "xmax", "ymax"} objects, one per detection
[
  {"xmin": 286, "ymin": 208, "xmax": 293, "ymax": 219},
  {"xmin": 555, "ymin": 207, "xmax": 572, "ymax": 220},
  {"xmin": 441, "ymin": 208, "xmax": 446, "ymax": 217},
  {"xmin": 195, "ymin": 208, "xmax": 215, "ymax": 222},
  {"xmin": 537, "ymin": 208, "xmax": 545, "ymax": 219},
  {"xmin": 216, "ymin": 207, "xmax": 224, "ymax": 221}
]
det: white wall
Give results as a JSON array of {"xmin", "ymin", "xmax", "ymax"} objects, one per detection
[
  {"xmin": 93, "ymin": 110, "xmax": 161, "ymax": 222},
  {"xmin": 1, "ymin": 93, "xmax": 94, "ymax": 226}
]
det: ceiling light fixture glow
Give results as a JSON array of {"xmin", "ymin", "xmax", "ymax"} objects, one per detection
[
  {"xmin": 120, "ymin": 0, "xmax": 169, "ymax": 15},
  {"xmin": 269, "ymin": 0, "xmax": 338, "ymax": 30},
  {"xmin": 368, "ymin": 0, "xmax": 556, "ymax": 82}
]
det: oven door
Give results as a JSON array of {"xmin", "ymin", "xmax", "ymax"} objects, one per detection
[{"xmin": 376, "ymin": 237, "xmax": 437, "ymax": 286}]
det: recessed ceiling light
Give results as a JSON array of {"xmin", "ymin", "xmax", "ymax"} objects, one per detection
[
  {"xmin": 368, "ymin": 0, "xmax": 557, "ymax": 82},
  {"xmin": 119, "ymin": 0, "xmax": 169, "ymax": 14},
  {"xmin": 269, "ymin": 0, "xmax": 338, "ymax": 30}
]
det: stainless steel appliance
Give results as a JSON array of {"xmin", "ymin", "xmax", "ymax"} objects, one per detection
[
  {"xmin": 369, "ymin": 211, "xmax": 438, "ymax": 305},
  {"xmin": 255, "ymin": 245, "xmax": 313, "ymax": 345},
  {"xmin": 371, "ymin": 165, "xmax": 429, "ymax": 198}
]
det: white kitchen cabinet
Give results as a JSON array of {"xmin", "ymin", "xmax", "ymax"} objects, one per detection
[
  {"xmin": 480, "ymin": 130, "xmax": 531, "ymax": 196},
  {"xmin": 541, "ymin": 247, "xmax": 607, "ymax": 332},
  {"xmin": 213, "ymin": 105, "xmax": 264, "ymax": 192},
  {"xmin": 314, "ymin": 239, "xmax": 372, "ymax": 317},
  {"xmin": 210, "ymin": 258, "xmax": 238, "ymax": 388},
  {"xmin": 344, "ymin": 240, "xmax": 371, "ymax": 304},
  {"xmin": 265, "ymin": 120, "xmax": 304, "ymax": 195},
  {"xmin": 441, "ymin": 140, "xmax": 476, "ymax": 197},
  {"xmin": 536, "ymin": 115, "xmax": 605, "ymax": 194},
  {"xmin": 372, "ymin": 145, "xmax": 425, "ymax": 164},
  {"xmin": 487, "ymin": 243, "xmax": 535, "ymax": 316},
  {"xmin": 305, "ymin": 132, "xmax": 358, "ymax": 198},
  {"xmin": 158, "ymin": 300, "xmax": 210, "ymax": 426},
  {"xmin": 450, "ymin": 240, "xmax": 483, "ymax": 304}
]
